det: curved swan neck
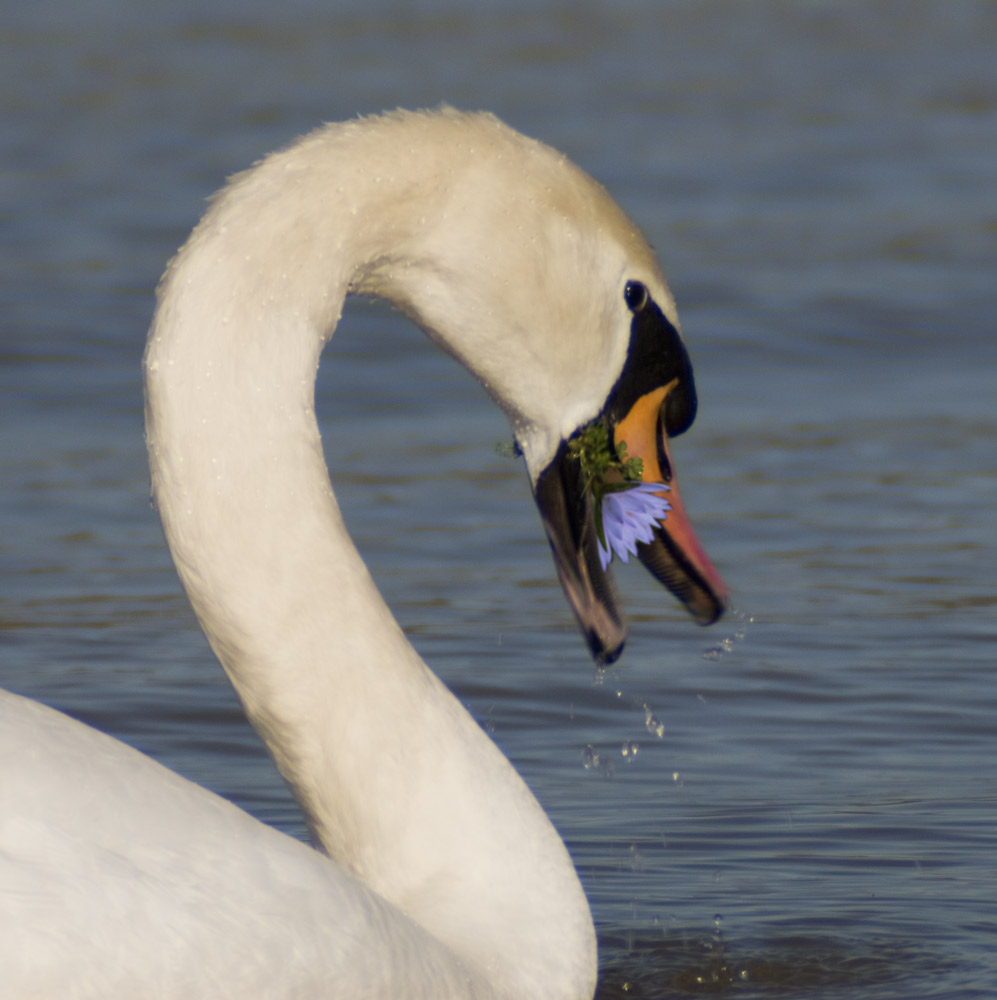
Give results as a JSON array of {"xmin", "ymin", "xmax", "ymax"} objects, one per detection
[{"xmin": 145, "ymin": 110, "xmax": 597, "ymax": 999}]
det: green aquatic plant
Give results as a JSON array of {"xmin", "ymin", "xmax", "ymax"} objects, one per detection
[{"xmin": 568, "ymin": 421, "xmax": 671, "ymax": 570}]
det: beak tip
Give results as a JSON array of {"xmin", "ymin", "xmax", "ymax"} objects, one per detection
[
  {"xmin": 589, "ymin": 631, "xmax": 625, "ymax": 666},
  {"xmin": 687, "ymin": 577, "xmax": 728, "ymax": 627},
  {"xmin": 696, "ymin": 596, "xmax": 726, "ymax": 627}
]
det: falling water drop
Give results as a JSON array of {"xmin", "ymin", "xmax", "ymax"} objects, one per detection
[{"xmin": 642, "ymin": 703, "xmax": 665, "ymax": 739}]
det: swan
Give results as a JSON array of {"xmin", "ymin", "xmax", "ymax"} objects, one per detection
[{"xmin": 0, "ymin": 108, "xmax": 727, "ymax": 999}]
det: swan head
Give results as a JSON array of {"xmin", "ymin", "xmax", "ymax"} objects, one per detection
[
  {"xmin": 346, "ymin": 110, "xmax": 726, "ymax": 664},
  {"xmin": 180, "ymin": 108, "xmax": 726, "ymax": 667}
]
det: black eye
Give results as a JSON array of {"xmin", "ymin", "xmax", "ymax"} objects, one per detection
[{"xmin": 623, "ymin": 280, "xmax": 648, "ymax": 313}]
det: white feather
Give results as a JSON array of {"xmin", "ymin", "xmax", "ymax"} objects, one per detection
[{"xmin": 2, "ymin": 108, "xmax": 680, "ymax": 999}]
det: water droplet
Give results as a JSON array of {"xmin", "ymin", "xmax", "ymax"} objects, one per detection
[
  {"xmin": 581, "ymin": 745, "xmax": 600, "ymax": 771},
  {"xmin": 643, "ymin": 703, "xmax": 665, "ymax": 739},
  {"xmin": 621, "ymin": 740, "xmax": 639, "ymax": 761}
]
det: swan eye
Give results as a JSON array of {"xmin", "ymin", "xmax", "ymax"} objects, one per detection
[{"xmin": 623, "ymin": 280, "xmax": 648, "ymax": 313}]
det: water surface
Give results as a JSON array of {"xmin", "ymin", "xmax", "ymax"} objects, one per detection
[{"xmin": 2, "ymin": 1, "xmax": 995, "ymax": 996}]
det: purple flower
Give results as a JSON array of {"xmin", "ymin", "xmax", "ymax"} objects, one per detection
[{"xmin": 597, "ymin": 482, "xmax": 671, "ymax": 570}]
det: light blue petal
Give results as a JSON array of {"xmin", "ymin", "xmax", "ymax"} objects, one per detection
[{"xmin": 599, "ymin": 483, "xmax": 671, "ymax": 568}]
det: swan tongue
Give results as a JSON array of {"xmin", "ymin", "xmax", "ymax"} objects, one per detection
[
  {"xmin": 613, "ymin": 384, "xmax": 728, "ymax": 626},
  {"xmin": 534, "ymin": 443, "xmax": 627, "ymax": 665}
]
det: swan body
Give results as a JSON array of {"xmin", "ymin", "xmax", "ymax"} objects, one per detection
[
  {"xmin": 1, "ymin": 692, "xmax": 470, "ymax": 997},
  {"xmin": 0, "ymin": 109, "xmax": 726, "ymax": 999}
]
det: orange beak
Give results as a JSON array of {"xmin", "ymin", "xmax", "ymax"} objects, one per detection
[{"xmin": 612, "ymin": 380, "xmax": 728, "ymax": 625}]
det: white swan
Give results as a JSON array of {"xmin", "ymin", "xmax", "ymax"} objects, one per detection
[{"xmin": 0, "ymin": 108, "xmax": 727, "ymax": 999}]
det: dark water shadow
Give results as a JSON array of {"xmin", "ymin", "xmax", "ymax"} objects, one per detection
[{"xmin": 596, "ymin": 922, "xmax": 958, "ymax": 999}]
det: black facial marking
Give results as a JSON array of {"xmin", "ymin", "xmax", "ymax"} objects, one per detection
[{"xmin": 605, "ymin": 288, "xmax": 698, "ymax": 437}]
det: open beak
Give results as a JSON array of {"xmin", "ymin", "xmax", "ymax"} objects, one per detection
[
  {"xmin": 533, "ymin": 378, "xmax": 727, "ymax": 664},
  {"xmin": 612, "ymin": 380, "xmax": 728, "ymax": 625}
]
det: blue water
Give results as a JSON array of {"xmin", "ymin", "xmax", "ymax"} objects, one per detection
[{"xmin": 2, "ymin": 1, "xmax": 996, "ymax": 996}]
